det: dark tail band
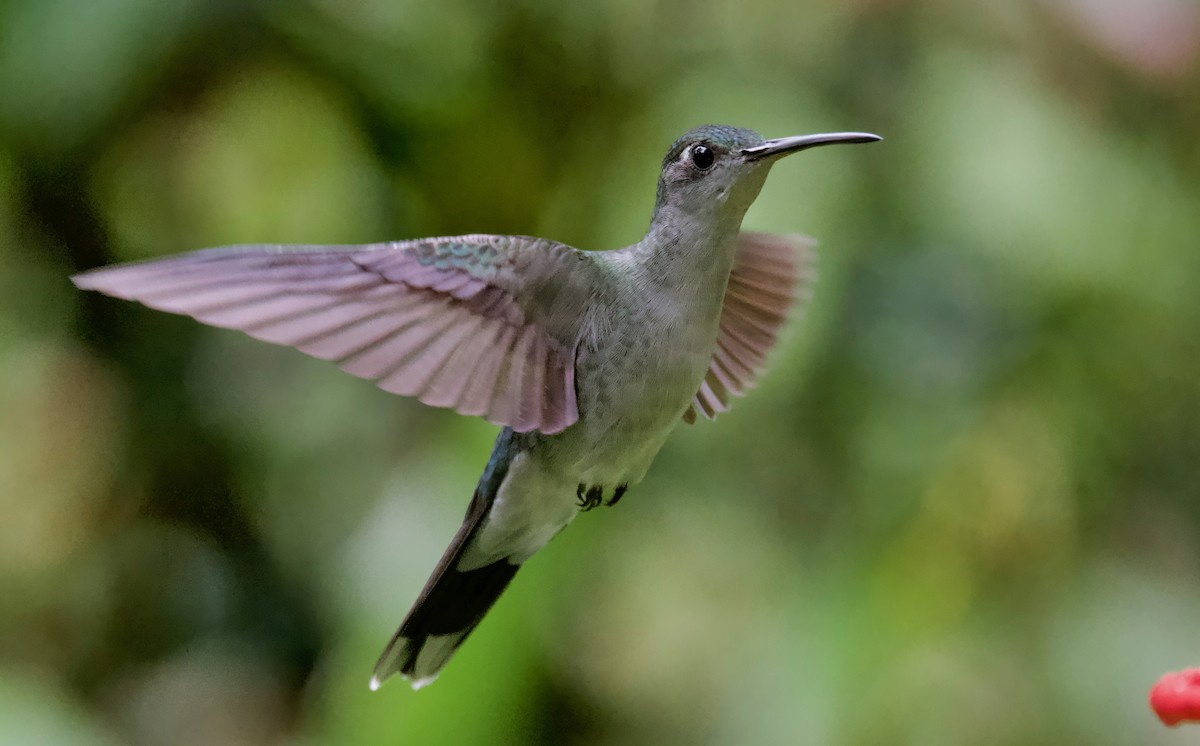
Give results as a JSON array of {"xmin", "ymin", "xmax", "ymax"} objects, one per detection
[{"xmin": 371, "ymin": 429, "xmax": 520, "ymax": 689}]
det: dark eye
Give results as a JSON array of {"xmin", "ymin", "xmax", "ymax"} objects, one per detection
[{"xmin": 691, "ymin": 144, "xmax": 715, "ymax": 170}]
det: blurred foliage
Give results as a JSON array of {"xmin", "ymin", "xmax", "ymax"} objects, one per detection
[{"xmin": 3, "ymin": 0, "xmax": 1200, "ymax": 743}]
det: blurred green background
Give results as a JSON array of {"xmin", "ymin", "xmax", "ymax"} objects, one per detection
[{"xmin": 3, "ymin": 0, "xmax": 1200, "ymax": 743}]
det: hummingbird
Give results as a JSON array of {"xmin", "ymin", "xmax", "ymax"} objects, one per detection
[{"xmin": 72, "ymin": 124, "xmax": 880, "ymax": 690}]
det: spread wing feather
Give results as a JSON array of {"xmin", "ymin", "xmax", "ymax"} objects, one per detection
[
  {"xmin": 684, "ymin": 232, "xmax": 817, "ymax": 423},
  {"xmin": 73, "ymin": 236, "xmax": 581, "ymax": 434}
]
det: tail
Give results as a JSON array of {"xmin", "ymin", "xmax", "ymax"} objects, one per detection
[{"xmin": 371, "ymin": 430, "xmax": 520, "ymax": 690}]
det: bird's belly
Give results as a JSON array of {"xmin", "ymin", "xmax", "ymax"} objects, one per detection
[
  {"xmin": 553, "ymin": 325, "xmax": 715, "ymax": 487},
  {"xmin": 465, "ymin": 339, "xmax": 710, "ymax": 567}
]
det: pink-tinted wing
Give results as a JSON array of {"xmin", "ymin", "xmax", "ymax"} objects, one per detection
[
  {"xmin": 684, "ymin": 232, "xmax": 817, "ymax": 423},
  {"xmin": 73, "ymin": 237, "xmax": 580, "ymax": 434}
]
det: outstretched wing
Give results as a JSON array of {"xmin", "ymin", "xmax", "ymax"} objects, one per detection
[
  {"xmin": 684, "ymin": 232, "xmax": 817, "ymax": 423},
  {"xmin": 73, "ymin": 235, "xmax": 584, "ymax": 434}
]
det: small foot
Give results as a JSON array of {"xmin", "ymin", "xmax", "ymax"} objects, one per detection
[
  {"xmin": 606, "ymin": 484, "xmax": 628, "ymax": 507},
  {"xmin": 576, "ymin": 483, "xmax": 604, "ymax": 511}
]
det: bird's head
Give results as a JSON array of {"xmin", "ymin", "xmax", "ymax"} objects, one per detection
[{"xmin": 651, "ymin": 124, "xmax": 880, "ymax": 227}]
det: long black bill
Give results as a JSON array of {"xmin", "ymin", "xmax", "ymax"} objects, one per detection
[{"xmin": 742, "ymin": 132, "xmax": 882, "ymax": 161}]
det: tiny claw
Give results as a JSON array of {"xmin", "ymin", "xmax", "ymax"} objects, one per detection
[{"xmin": 577, "ymin": 484, "xmax": 604, "ymax": 511}]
